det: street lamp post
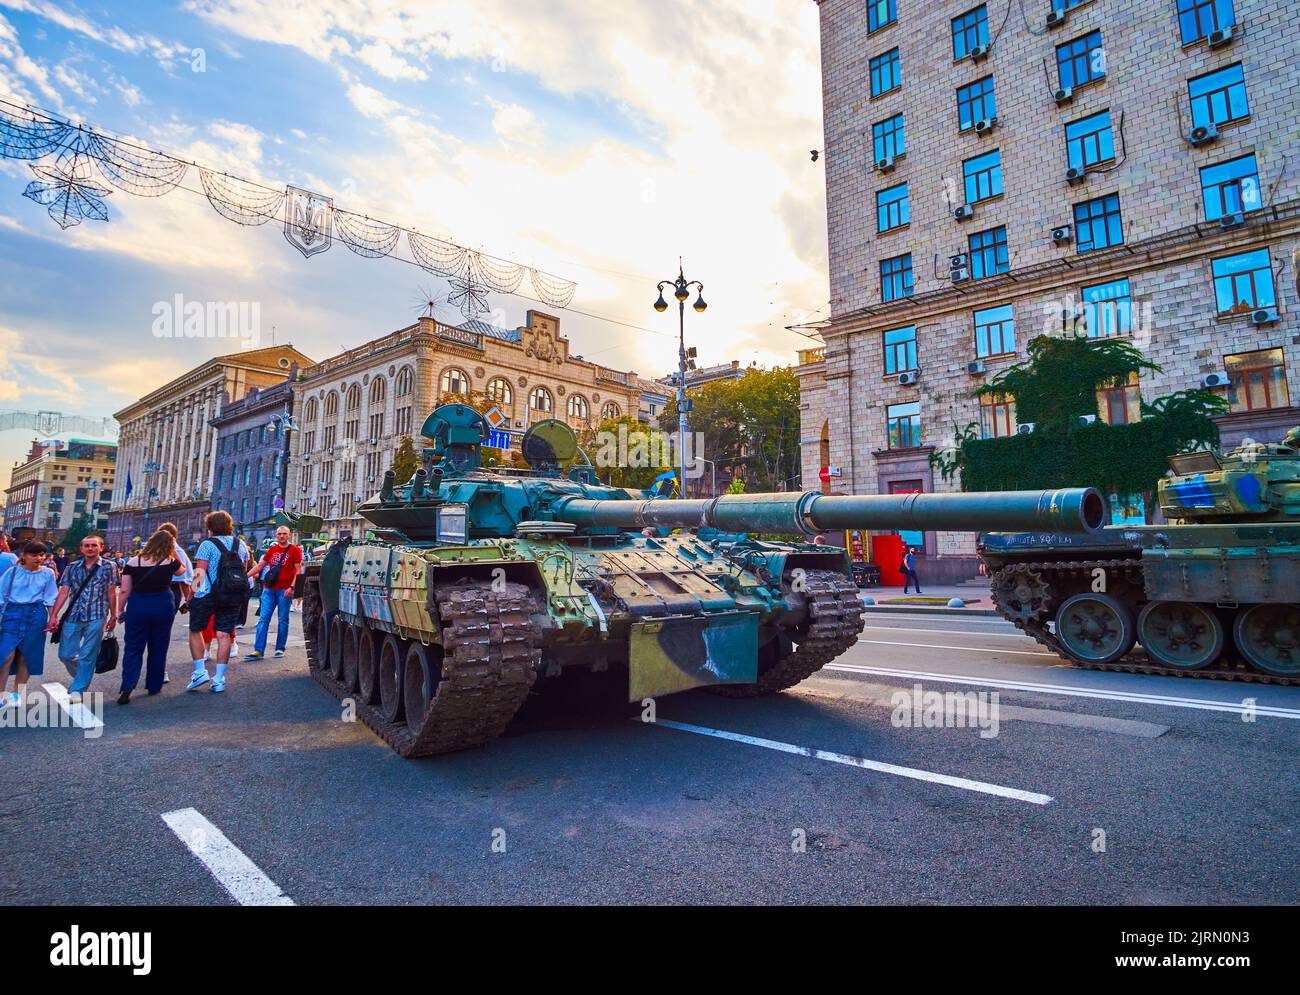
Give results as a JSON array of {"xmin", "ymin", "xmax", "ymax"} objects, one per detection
[
  {"xmin": 142, "ymin": 460, "xmax": 162, "ymax": 536},
  {"xmin": 654, "ymin": 261, "xmax": 707, "ymax": 491}
]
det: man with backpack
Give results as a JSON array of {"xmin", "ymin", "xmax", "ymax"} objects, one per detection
[
  {"xmin": 185, "ymin": 510, "xmax": 251, "ymax": 694},
  {"xmin": 245, "ymin": 525, "xmax": 301, "ymax": 660}
]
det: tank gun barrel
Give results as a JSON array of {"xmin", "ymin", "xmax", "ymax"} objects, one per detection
[{"xmin": 555, "ymin": 488, "xmax": 1106, "ymax": 535}]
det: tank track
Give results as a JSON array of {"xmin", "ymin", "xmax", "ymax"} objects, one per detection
[
  {"xmin": 302, "ymin": 574, "xmax": 543, "ymax": 756},
  {"xmin": 989, "ymin": 560, "xmax": 1300, "ymax": 688},
  {"xmin": 713, "ymin": 570, "xmax": 866, "ymax": 697}
]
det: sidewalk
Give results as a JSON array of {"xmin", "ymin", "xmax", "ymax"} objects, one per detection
[{"xmin": 858, "ymin": 581, "xmax": 999, "ymax": 615}]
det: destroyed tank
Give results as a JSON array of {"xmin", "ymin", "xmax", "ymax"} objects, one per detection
[
  {"xmin": 298, "ymin": 403, "xmax": 1105, "ymax": 756},
  {"xmin": 980, "ymin": 428, "xmax": 1300, "ymax": 683}
]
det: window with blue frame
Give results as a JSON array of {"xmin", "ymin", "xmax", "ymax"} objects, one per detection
[
  {"xmin": 1178, "ymin": 0, "xmax": 1234, "ymax": 44},
  {"xmin": 974, "ymin": 304, "xmax": 1016, "ymax": 358},
  {"xmin": 867, "ymin": 0, "xmax": 896, "ymax": 33},
  {"xmin": 1052, "ymin": 0, "xmax": 1088, "ymax": 9},
  {"xmin": 887, "ymin": 401, "xmax": 922, "ymax": 449},
  {"xmin": 1081, "ymin": 277, "xmax": 1132, "ymax": 338},
  {"xmin": 877, "ymin": 182, "xmax": 909, "ymax": 232},
  {"xmin": 883, "ymin": 325, "xmax": 917, "ymax": 374},
  {"xmin": 1073, "ymin": 193, "xmax": 1123, "ymax": 252},
  {"xmin": 956, "ymin": 75, "xmax": 996, "ymax": 130},
  {"xmin": 1200, "ymin": 154, "xmax": 1260, "ymax": 220},
  {"xmin": 880, "ymin": 254, "xmax": 914, "ymax": 302},
  {"xmin": 1056, "ymin": 30, "xmax": 1105, "ymax": 90},
  {"xmin": 1188, "ymin": 64, "xmax": 1248, "ymax": 129},
  {"xmin": 968, "ymin": 226, "xmax": 1009, "ymax": 279},
  {"xmin": 872, "ymin": 114, "xmax": 905, "ymax": 161},
  {"xmin": 870, "ymin": 47, "xmax": 901, "ymax": 96},
  {"xmin": 963, "ymin": 149, "xmax": 1002, "ymax": 203},
  {"xmin": 1065, "ymin": 110, "xmax": 1114, "ymax": 170},
  {"xmin": 1211, "ymin": 249, "xmax": 1275, "ymax": 316},
  {"xmin": 951, "ymin": 6, "xmax": 989, "ymax": 60}
]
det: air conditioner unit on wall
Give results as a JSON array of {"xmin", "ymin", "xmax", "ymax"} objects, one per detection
[
  {"xmin": 1051, "ymin": 225, "xmax": 1072, "ymax": 245},
  {"xmin": 969, "ymin": 44, "xmax": 989, "ymax": 61},
  {"xmin": 897, "ymin": 371, "xmax": 919, "ymax": 387},
  {"xmin": 1250, "ymin": 308, "xmax": 1279, "ymax": 326},
  {"xmin": 1053, "ymin": 86, "xmax": 1073, "ymax": 105},
  {"xmin": 949, "ymin": 252, "xmax": 969, "ymax": 269},
  {"xmin": 1045, "ymin": 9, "xmax": 1066, "ymax": 28},
  {"xmin": 953, "ymin": 204, "xmax": 974, "ymax": 220},
  {"xmin": 967, "ymin": 359, "xmax": 986, "ymax": 375},
  {"xmin": 1201, "ymin": 371, "xmax": 1229, "ymax": 388},
  {"xmin": 1066, "ymin": 166, "xmax": 1087, "ymax": 184},
  {"xmin": 974, "ymin": 117, "xmax": 996, "ymax": 135},
  {"xmin": 875, "ymin": 156, "xmax": 896, "ymax": 172},
  {"xmin": 1218, "ymin": 211, "xmax": 1246, "ymax": 229},
  {"xmin": 1188, "ymin": 124, "xmax": 1219, "ymax": 146},
  {"xmin": 950, "ymin": 267, "xmax": 971, "ymax": 283},
  {"xmin": 1207, "ymin": 25, "xmax": 1234, "ymax": 48},
  {"xmin": 1017, "ymin": 422, "xmax": 1036, "ymax": 435}
]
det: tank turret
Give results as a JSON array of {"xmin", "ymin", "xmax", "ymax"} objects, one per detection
[{"xmin": 1158, "ymin": 431, "xmax": 1300, "ymax": 523}]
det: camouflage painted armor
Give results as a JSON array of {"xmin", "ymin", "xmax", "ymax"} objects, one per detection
[{"xmin": 981, "ymin": 429, "xmax": 1300, "ymax": 682}]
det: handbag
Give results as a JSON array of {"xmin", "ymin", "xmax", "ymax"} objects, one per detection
[
  {"xmin": 95, "ymin": 634, "xmax": 119, "ymax": 674},
  {"xmin": 51, "ymin": 561, "xmax": 101, "ymax": 645}
]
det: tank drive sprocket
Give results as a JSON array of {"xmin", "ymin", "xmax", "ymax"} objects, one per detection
[{"xmin": 990, "ymin": 563, "xmax": 1053, "ymax": 624}]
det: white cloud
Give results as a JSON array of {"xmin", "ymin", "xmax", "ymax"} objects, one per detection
[
  {"xmin": 355, "ymin": 40, "xmax": 425, "ymax": 80},
  {"xmin": 487, "ymin": 98, "xmax": 537, "ymax": 145}
]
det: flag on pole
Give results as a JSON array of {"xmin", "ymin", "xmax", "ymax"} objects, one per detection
[{"xmin": 124, "ymin": 471, "xmax": 133, "ymax": 499}]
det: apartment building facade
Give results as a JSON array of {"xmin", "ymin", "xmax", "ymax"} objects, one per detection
[
  {"xmin": 210, "ymin": 378, "xmax": 297, "ymax": 546},
  {"xmin": 809, "ymin": 0, "xmax": 1300, "ymax": 580},
  {"xmin": 3, "ymin": 438, "xmax": 117, "ymax": 540}
]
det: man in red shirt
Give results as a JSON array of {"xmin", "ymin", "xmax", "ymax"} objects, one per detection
[{"xmin": 244, "ymin": 526, "xmax": 302, "ymax": 659}]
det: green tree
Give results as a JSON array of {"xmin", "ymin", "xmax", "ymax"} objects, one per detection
[
  {"xmin": 55, "ymin": 511, "xmax": 93, "ymax": 550},
  {"xmin": 587, "ymin": 414, "xmax": 676, "ymax": 490},
  {"xmin": 390, "ymin": 436, "xmax": 419, "ymax": 482}
]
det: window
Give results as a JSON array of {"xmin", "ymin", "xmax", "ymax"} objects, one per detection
[
  {"xmin": 486, "ymin": 378, "xmax": 514, "ymax": 406},
  {"xmin": 1188, "ymin": 64, "xmax": 1248, "ymax": 129},
  {"xmin": 1081, "ymin": 277, "xmax": 1132, "ymax": 338},
  {"xmin": 304, "ymin": 398, "xmax": 318, "ymax": 424},
  {"xmin": 974, "ymin": 304, "xmax": 1016, "ymax": 358},
  {"xmin": 1211, "ymin": 249, "xmax": 1275, "ymax": 315},
  {"xmin": 979, "ymin": 393, "xmax": 1017, "ymax": 438},
  {"xmin": 369, "ymin": 412, "xmax": 384, "ymax": 440},
  {"xmin": 888, "ymin": 479, "xmax": 924, "ymax": 547},
  {"xmin": 867, "ymin": 0, "xmax": 896, "ymax": 33},
  {"xmin": 345, "ymin": 418, "xmax": 359, "ymax": 442},
  {"xmin": 440, "ymin": 368, "xmax": 469, "ymax": 395},
  {"xmin": 1225, "ymin": 348, "xmax": 1289, "ymax": 412},
  {"xmin": 968, "ymin": 226, "xmax": 1009, "ymax": 279},
  {"xmin": 303, "ymin": 431, "xmax": 315, "ymax": 452},
  {"xmin": 1097, "ymin": 372, "xmax": 1141, "ymax": 425},
  {"xmin": 876, "ymin": 182, "xmax": 909, "ymax": 232},
  {"xmin": 1052, "ymin": 0, "xmax": 1087, "ymax": 9},
  {"xmin": 1178, "ymin": 0, "xmax": 1234, "ymax": 45},
  {"xmin": 369, "ymin": 377, "xmax": 386, "ymax": 404},
  {"xmin": 870, "ymin": 48, "xmax": 900, "ymax": 97},
  {"xmin": 1199, "ymin": 154, "xmax": 1260, "ymax": 220},
  {"xmin": 1065, "ymin": 110, "xmax": 1114, "ymax": 171},
  {"xmin": 530, "ymin": 386, "xmax": 553, "ymax": 412},
  {"xmin": 243, "ymin": 461, "xmax": 251, "ymax": 486},
  {"xmin": 395, "ymin": 407, "xmax": 413, "ymax": 436},
  {"xmin": 886, "ymin": 401, "xmax": 921, "ymax": 449},
  {"xmin": 255, "ymin": 460, "xmax": 263, "ymax": 484},
  {"xmin": 951, "ymin": 6, "xmax": 989, "ymax": 60},
  {"xmin": 567, "ymin": 394, "xmax": 589, "ymax": 420},
  {"xmin": 883, "ymin": 326, "xmax": 917, "ymax": 375},
  {"xmin": 880, "ymin": 253, "xmax": 914, "ymax": 302},
  {"xmin": 1056, "ymin": 30, "xmax": 1105, "ymax": 90},
  {"xmin": 962, "ymin": 150, "xmax": 1002, "ymax": 204},
  {"xmin": 344, "ymin": 385, "xmax": 361, "ymax": 412},
  {"xmin": 1073, "ymin": 193, "xmax": 1123, "ymax": 253},
  {"xmin": 324, "ymin": 392, "xmax": 339, "ymax": 417},
  {"xmin": 395, "ymin": 367, "xmax": 413, "ymax": 397},
  {"xmin": 956, "ymin": 76, "xmax": 996, "ymax": 132},
  {"xmin": 324, "ymin": 424, "xmax": 336, "ymax": 448},
  {"xmin": 872, "ymin": 114, "xmax": 905, "ymax": 162},
  {"xmin": 602, "ymin": 401, "xmax": 621, "ymax": 419}
]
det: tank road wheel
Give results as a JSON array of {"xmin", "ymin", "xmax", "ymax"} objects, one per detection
[
  {"xmin": 403, "ymin": 642, "xmax": 443, "ymax": 730},
  {"xmin": 1137, "ymin": 601, "xmax": 1224, "ymax": 670},
  {"xmin": 378, "ymin": 634, "xmax": 406, "ymax": 724},
  {"xmin": 357, "ymin": 626, "xmax": 380, "ymax": 698},
  {"xmin": 1054, "ymin": 593, "xmax": 1136, "ymax": 665},
  {"xmin": 355, "ymin": 625, "xmax": 380, "ymax": 705},
  {"xmin": 328, "ymin": 617, "xmax": 347, "ymax": 681},
  {"xmin": 1233, "ymin": 604, "xmax": 1300, "ymax": 677},
  {"xmin": 340, "ymin": 624, "xmax": 361, "ymax": 692}
]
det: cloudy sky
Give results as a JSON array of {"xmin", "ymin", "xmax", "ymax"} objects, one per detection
[{"xmin": 0, "ymin": 0, "xmax": 828, "ymax": 492}]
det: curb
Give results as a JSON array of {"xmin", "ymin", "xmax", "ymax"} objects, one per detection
[{"xmin": 860, "ymin": 603, "xmax": 1001, "ymax": 617}]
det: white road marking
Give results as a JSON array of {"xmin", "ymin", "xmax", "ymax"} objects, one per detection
[
  {"xmin": 864, "ymin": 624, "xmax": 1034, "ymax": 638},
  {"xmin": 162, "ymin": 808, "xmax": 295, "ymax": 906},
  {"xmin": 855, "ymin": 637, "xmax": 1059, "ymax": 658},
  {"xmin": 41, "ymin": 683, "xmax": 103, "ymax": 730},
  {"xmin": 645, "ymin": 718, "xmax": 1053, "ymax": 806},
  {"xmin": 827, "ymin": 665, "xmax": 1300, "ymax": 720}
]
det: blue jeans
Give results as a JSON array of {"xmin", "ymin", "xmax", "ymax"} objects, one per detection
[
  {"xmin": 58, "ymin": 616, "xmax": 108, "ymax": 693},
  {"xmin": 254, "ymin": 588, "xmax": 292, "ymax": 654}
]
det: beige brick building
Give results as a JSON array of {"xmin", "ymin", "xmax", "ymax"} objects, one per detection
[
  {"xmin": 287, "ymin": 311, "xmax": 646, "ymax": 536},
  {"xmin": 4, "ymin": 439, "xmax": 117, "ymax": 540},
  {"xmin": 808, "ymin": 0, "xmax": 1300, "ymax": 581}
]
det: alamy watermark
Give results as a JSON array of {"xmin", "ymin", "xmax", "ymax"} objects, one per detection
[
  {"xmin": 151, "ymin": 294, "xmax": 261, "ymax": 347},
  {"xmin": 890, "ymin": 683, "xmax": 1001, "ymax": 739}
]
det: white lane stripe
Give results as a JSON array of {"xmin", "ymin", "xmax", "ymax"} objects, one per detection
[
  {"xmin": 645, "ymin": 718, "xmax": 1053, "ymax": 806},
  {"xmin": 827, "ymin": 665, "xmax": 1300, "ymax": 719},
  {"xmin": 864, "ymin": 624, "xmax": 1036, "ymax": 638},
  {"xmin": 856, "ymin": 637, "xmax": 1059, "ymax": 658},
  {"xmin": 162, "ymin": 808, "xmax": 295, "ymax": 906},
  {"xmin": 41, "ymin": 683, "xmax": 103, "ymax": 729}
]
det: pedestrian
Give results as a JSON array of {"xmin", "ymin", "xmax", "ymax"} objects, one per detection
[
  {"xmin": 52, "ymin": 546, "xmax": 70, "ymax": 577},
  {"xmin": 812, "ymin": 533, "xmax": 828, "ymax": 546},
  {"xmin": 0, "ymin": 535, "xmax": 16, "ymax": 583},
  {"xmin": 156, "ymin": 522, "xmax": 194, "ymax": 612},
  {"xmin": 117, "ymin": 529, "xmax": 184, "ymax": 704},
  {"xmin": 185, "ymin": 511, "xmax": 251, "ymax": 694},
  {"xmin": 49, "ymin": 535, "xmax": 118, "ymax": 704},
  {"xmin": 901, "ymin": 545, "xmax": 923, "ymax": 594},
  {"xmin": 0, "ymin": 541, "xmax": 59, "ymax": 709},
  {"xmin": 245, "ymin": 525, "xmax": 301, "ymax": 660}
]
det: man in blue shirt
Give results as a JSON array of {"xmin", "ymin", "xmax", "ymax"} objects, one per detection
[{"xmin": 185, "ymin": 511, "xmax": 250, "ymax": 694}]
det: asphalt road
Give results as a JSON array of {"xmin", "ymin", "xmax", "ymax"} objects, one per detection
[{"xmin": 4, "ymin": 609, "xmax": 1297, "ymax": 905}]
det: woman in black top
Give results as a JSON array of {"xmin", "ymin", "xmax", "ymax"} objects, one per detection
[{"xmin": 117, "ymin": 530, "xmax": 184, "ymax": 703}]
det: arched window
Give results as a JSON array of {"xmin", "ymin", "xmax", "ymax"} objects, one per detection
[
  {"xmin": 530, "ymin": 386, "xmax": 553, "ymax": 412},
  {"xmin": 345, "ymin": 384, "xmax": 362, "ymax": 411},
  {"xmin": 243, "ymin": 461, "xmax": 251, "ymax": 486},
  {"xmin": 602, "ymin": 401, "xmax": 620, "ymax": 419},
  {"xmin": 441, "ymin": 368, "xmax": 469, "ymax": 396},
  {"xmin": 486, "ymin": 378, "xmax": 513, "ymax": 406},
  {"xmin": 255, "ymin": 460, "xmax": 264, "ymax": 484},
  {"xmin": 370, "ymin": 377, "xmax": 386, "ymax": 404},
  {"xmin": 324, "ymin": 392, "xmax": 339, "ymax": 417},
  {"xmin": 304, "ymin": 398, "xmax": 318, "ymax": 424},
  {"xmin": 395, "ymin": 367, "xmax": 413, "ymax": 397},
  {"xmin": 567, "ymin": 394, "xmax": 589, "ymax": 420}
]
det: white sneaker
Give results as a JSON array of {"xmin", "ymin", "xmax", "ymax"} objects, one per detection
[
  {"xmin": 211, "ymin": 678, "xmax": 225, "ymax": 694},
  {"xmin": 186, "ymin": 671, "xmax": 211, "ymax": 692},
  {"xmin": 0, "ymin": 691, "xmax": 20, "ymax": 709}
]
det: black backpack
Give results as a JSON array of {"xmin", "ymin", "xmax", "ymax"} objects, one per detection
[{"xmin": 210, "ymin": 537, "xmax": 248, "ymax": 608}]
